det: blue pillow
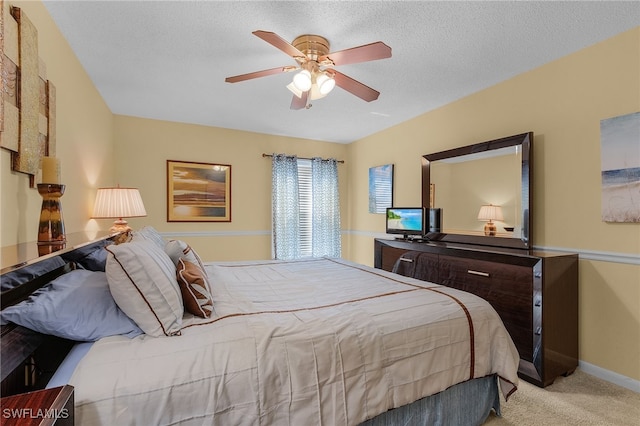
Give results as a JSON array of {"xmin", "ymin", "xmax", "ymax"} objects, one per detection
[
  {"xmin": 64, "ymin": 242, "xmax": 109, "ymax": 272},
  {"xmin": 0, "ymin": 269, "xmax": 142, "ymax": 341},
  {"xmin": 76, "ymin": 247, "xmax": 108, "ymax": 272},
  {"xmin": 1, "ymin": 256, "xmax": 66, "ymax": 291}
]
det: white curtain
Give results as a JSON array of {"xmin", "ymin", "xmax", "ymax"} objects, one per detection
[
  {"xmin": 271, "ymin": 154, "xmax": 300, "ymax": 260},
  {"xmin": 311, "ymin": 157, "xmax": 342, "ymax": 258}
]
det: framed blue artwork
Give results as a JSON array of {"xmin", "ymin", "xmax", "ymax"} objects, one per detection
[
  {"xmin": 600, "ymin": 112, "xmax": 640, "ymax": 222},
  {"xmin": 369, "ymin": 164, "xmax": 394, "ymax": 214}
]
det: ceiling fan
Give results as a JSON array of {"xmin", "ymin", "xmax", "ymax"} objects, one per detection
[{"xmin": 225, "ymin": 31, "xmax": 392, "ymax": 110}]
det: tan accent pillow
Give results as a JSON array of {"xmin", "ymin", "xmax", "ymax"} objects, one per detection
[
  {"xmin": 176, "ymin": 258, "xmax": 213, "ymax": 318},
  {"xmin": 164, "ymin": 240, "xmax": 212, "ymax": 289}
]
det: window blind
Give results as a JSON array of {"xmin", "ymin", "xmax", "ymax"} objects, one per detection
[{"xmin": 297, "ymin": 159, "xmax": 312, "ymax": 257}]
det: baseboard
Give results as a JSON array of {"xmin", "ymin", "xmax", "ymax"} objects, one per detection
[{"xmin": 579, "ymin": 360, "xmax": 640, "ymax": 393}]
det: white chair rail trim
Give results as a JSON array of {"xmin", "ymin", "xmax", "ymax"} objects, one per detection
[{"xmin": 158, "ymin": 230, "xmax": 638, "ymax": 266}]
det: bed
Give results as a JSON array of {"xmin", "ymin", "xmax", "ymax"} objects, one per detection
[{"xmin": 1, "ymin": 227, "xmax": 519, "ymax": 425}]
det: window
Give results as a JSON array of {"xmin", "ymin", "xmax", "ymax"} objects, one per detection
[
  {"xmin": 271, "ymin": 156, "xmax": 341, "ymax": 260},
  {"xmin": 297, "ymin": 159, "xmax": 313, "ymax": 257}
]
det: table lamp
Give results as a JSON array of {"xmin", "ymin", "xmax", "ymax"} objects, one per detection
[
  {"xmin": 477, "ymin": 204, "xmax": 503, "ymax": 236},
  {"xmin": 92, "ymin": 186, "xmax": 147, "ymax": 234}
]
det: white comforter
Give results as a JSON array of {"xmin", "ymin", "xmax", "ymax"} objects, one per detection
[{"xmin": 70, "ymin": 258, "xmax": 519, "ymax": 425}]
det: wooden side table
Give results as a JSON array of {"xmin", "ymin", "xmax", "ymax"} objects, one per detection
[{"xmin": 1, "ymin": 385, "xmax": 73, "ymax": 425}]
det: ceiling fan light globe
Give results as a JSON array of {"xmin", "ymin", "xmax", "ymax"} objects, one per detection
[
  {"xmin": 286, "ymin": 82, "xmax": 303, "ymax": 98},
  {"xmin": 293, "ymin": 70, "xmax": 312, "ymax": 91},
  {"xmin": 309, "ymin": 84, "xmax": 327, "ymax": 100},
  {"xmin": 317, "ymin": 73, "xmax": 336, "ymax": 95}
]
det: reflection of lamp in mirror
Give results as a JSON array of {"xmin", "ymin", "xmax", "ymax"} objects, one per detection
[
  {"xmin": 92, "ymin": 186, "xmax": 147, "ymax": 235},
  {"xmin": 478, "ymin": 204, "xmax": 503, "ymax": 236}
]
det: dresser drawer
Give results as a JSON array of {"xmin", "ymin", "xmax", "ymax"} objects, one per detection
[
  {"xmin": 380, "ymin": 247, "xmax": 439, "ymax": 282},
  {"xmin": 439, "ymin": 255, "xmax": 534, "ymax": 356},
  {"xmin": 380, "ymin": 246, "xmax": 408, "ymax": 272}
]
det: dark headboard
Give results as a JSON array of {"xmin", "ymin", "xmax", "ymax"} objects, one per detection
[{"xmin": 0, "ymin": 235, "xmax": 114, "ymax": 396}]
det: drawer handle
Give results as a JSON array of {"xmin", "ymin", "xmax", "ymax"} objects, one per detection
[
  {"xmin": 467, "ymin": 270, "xmax": 490, "ymax": 277},
  {"xmin": 399, "ymin": 257, "xmax": 413, "ymax": 263}
]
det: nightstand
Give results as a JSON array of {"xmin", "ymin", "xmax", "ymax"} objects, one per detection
[{"xmin": 1, "ymin": 385, "xmax": 74, "ymax": 425}]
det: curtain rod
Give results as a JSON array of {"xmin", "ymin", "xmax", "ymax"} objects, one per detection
[{"xmin": 262, "ymin": 153, "xmax": 345, "ymax": 164}]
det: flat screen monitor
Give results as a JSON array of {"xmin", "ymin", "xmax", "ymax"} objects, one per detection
[{"xmin": 386, "ymin": 207, "xmax": 425, "ymax": 239}]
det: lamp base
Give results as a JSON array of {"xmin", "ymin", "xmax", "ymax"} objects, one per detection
[
  {"xmin": 109, "ymin": 219, "xmax": 131, "ymax": 234},
  {"xmin": 484, "ymin": 221, "xmax": 497, "ymax": 236}
]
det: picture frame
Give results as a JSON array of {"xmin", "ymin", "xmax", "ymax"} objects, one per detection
[
  {"xmin": 167, "ymin": 160, "xmax": 231, "ymax": 222},
  {"xmin": 600, "ymin": 112, "xmax": 640, "ymax": 223},
  {"xmin": 368, "ymin": 164, "xmax": 394, "ymax": 214}
]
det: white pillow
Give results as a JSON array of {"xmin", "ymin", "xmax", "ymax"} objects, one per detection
[
  {"xmin": 164, "ymin": 240, "xmax": 210, "ymax": 285},
  {"xmin": 131, "ymin": 226, "xmax": 166, "ymax": 251},
  {"xmin": 105, "ymin": 240, "xmax": 183, "ymax": 337}
]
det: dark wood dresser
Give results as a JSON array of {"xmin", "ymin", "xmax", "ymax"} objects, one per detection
[{"xmin": 374, "ymin": 238, "xmax": 578, "ymax": 387}]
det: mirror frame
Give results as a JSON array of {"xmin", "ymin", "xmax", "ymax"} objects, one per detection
[{"xmin": 421, "ymin": 132, "xmax": 533, "ymax": 249}]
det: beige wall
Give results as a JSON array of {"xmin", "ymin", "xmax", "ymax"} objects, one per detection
[
  {"xmin": 347, "ymin": 28, "xmax": 640, "ymax": 382},
  {"xmin": 432, "ymin": 153, "xmax": 521, "ymax": 235},
  {"xmin": 1, "ymin": 1, "xmax": 638, "ymax": 386},
  {"xmin": 1, "ymin": 0, "xmax": 115, "ymax": 246},
  {"xmin": 113, "ymin": 115, "xmax": 349, "ymax": 261}
]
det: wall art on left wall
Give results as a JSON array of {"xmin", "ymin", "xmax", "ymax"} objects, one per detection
[
  {"xmin": 167, "ymin": 160, "xmax": 231, "ymax": 222},
  {"xmin": 0, "ymin": 4, "xmax": 57, "ymax": 188}
]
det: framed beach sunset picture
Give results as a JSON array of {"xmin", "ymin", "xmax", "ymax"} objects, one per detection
[
  {"xmin": 600, "ymin": 112, "xmax": 640, "ymax": 223},
  {"xmin": 167, "ymin": 160, "xmax": 231, "ymax": 222}
]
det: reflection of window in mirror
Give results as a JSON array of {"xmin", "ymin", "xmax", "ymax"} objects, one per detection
[{"xmin": 429, "ymin": 183, "xmax": 435, "ymax": 208}]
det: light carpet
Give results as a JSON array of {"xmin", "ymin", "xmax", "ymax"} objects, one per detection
[{"xmin": 484, "ymin": 369, "xmax": 640, "ymax": 425}]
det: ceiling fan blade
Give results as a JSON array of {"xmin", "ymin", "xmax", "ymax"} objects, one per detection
[
  {"xmin": 253, "ymin": 30, "xmax": 306, "ymax": 58},
  {"xmin": 290, "ymin": 91, "xmax": 309, "ymax": 110},
  {"xmin": 320, "ymin": 41, "xmax": 391, "ymax": 66},
  {"xmin": 225, "ymin": 66, "xmax": 294, "ymax": 83},
  {"xmin": 332, "ymin": 70, "xmax": 380, "ymax": 102}
]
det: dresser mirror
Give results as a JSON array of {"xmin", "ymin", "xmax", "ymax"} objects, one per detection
[{"xmin": 421, "ymin": 132, "xmax": 532, "ymax": 249}]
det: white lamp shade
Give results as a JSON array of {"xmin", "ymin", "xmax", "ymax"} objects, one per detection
[
  {"xmin": 477, "ymin": 204, "xmax": 504, "ymax": 221},
  {"xmin": 92, "ymin": 187, "xmax": 147, "ymax": 219},
  {"xmin": 293, "ymin": 70, "xmax": 312, "ymax": 92},
  {"xmin": 286, "ymin": 82, "xmax": 303, "ymax": 98},
  {"xmin": 309, "ymin": 83, "xmax": 327, "ymax": 100},
  {"xmin": 316, "ymin": 72, "xmax": 336, "ymax": 95}
]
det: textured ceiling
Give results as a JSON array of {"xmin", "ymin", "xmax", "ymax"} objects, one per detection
[{"xmin": 43, "ymin": 1, "xmax": 640, "ymax": 144}]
